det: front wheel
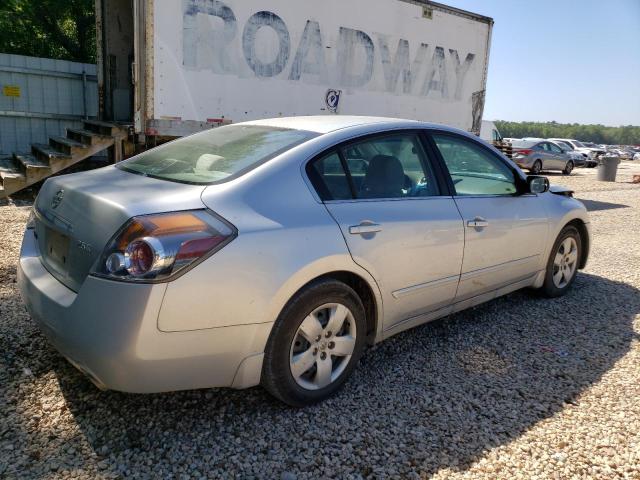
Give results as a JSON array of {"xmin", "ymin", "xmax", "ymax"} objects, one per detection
[
  {"xmin": 530, "ymin": 160, "xmax": 542, "ymax": 175},
  {"xmin": 563, "ymin": 161, "xmax": 574, "ymax": 175},
  {"xmin": 539, "ymin": 225, "xmax": 581, "ymax": 297},
  {"xmin": 261, "ymin": 279, "xmax": 367, "ymax": 407}
]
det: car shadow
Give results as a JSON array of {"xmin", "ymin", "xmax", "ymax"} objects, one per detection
[
  {"xmin": 577, "ymin": 198, "xmax": 629, "ymax": 212},
  {"xmin": 4, "ymin": 273, "xmax": 639, "ymax": 478}
]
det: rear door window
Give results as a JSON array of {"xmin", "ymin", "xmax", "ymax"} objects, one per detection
[
  {"xmin": 307, "ymin": 132, "xmax": 440, "ymax": 201},
  {"xmin": 309, "ymin": 152, "xmax": 352, "ymax": 200},
  {"xmin": 342, "ymin": 133, "xmax": 439, "ymax": 199}
]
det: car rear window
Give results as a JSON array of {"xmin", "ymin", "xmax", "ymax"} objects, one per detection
[
  {"xmin": 117, "ymin": 124, "xmax": 318, "ymax": 184},
  {"xmin": 511, "ymin": 140, "xmax": 537, "ymax": 148}
]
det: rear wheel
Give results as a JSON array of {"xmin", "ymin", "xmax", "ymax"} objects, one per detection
[
  {"xmin": 262, "ymin": 279, "xmax": 367, "ymax": 407},
  {"xmin": 539, "ymin": 225, "xmax": 581, "ymax": 297},
  {"xmin": 563, "ymin": 161, "xmax": 574, "ymax": 175},
  {"xmin": 530, "ymin": 160, "xmax": 542, "ymax": 174}
]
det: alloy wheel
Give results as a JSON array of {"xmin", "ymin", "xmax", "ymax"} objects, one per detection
[
  {"xmin": 531, "ymin": 161, "xmax": 542, "ymax": 174},
  {"xmin": 552, "ymin": 237, "xmax": 578, "ymax": 288},
  {"xmin": 564, "ymin": 161, "xmax": 574, "ymax": 174},
  {"xmin": 289, "ymin": 303, "xmax": 357, "ymax": 390}
]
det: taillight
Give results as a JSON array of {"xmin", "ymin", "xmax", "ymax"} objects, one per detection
[
  {"xmin": 514, "ymin": 149, "xmax": 533, "ymax": 156},
  {"xmin": 93, "ymin": 210, "xmax": 236, "ymax": 282}
]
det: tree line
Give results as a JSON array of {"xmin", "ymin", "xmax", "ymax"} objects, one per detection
[{"xmin": 495, "ymin": 121, "xmax": 640, "ymax": 146}]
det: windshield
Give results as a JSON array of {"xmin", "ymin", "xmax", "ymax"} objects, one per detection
[
  {"xmin": 558, "ymin": 141, "xmax": 574, "ymax": 150},
  {"xmin": 572, "ymin": 140, "xmax": 585, "ymax": 148},
  {"xmin": 118, "ymin": 125, "xmax": 318, "ymax": 184}
]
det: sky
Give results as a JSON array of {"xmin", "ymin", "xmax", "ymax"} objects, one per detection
[{"xmin": 445, "ymin": 0, "xmax": 640, "ymax": 126}]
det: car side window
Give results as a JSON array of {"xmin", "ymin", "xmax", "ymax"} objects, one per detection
[
  {"xmin": 431, "ymin": 133, "xmax": 517, "ymax": 196},
  {"xmin": 549, "ymin": 143, "xmax": 562, "ymax": 153},
  {"xmin": 340, "ymin": 133, "xmax": 439, "ymax": 199},
  {"xmin": 308, "ymin": 152, "xmax": 352, "ymax": 200}
]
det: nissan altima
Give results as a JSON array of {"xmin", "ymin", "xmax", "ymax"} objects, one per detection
[{"xmin": 18, "ymin": 116, "xmax": 590, "ymax": 406}]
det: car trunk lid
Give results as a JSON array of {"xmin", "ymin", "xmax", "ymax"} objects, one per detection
[{"xmin": 34, "ymin": 166, "xmax": 207, "ymax": 292}]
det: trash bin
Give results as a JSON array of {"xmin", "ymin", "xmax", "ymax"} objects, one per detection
[{"xmin": 596, "ymin": 155, "xmax": 620, "ymax": 182}]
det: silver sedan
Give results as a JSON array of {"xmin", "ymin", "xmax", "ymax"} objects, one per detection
[
  {"xmin": 512, "ymin": 139, "xmax": 576, "ymax": 174},
  {"xmin": 18, "ymin": 117, "xmax": 590, "ymax": 406}
]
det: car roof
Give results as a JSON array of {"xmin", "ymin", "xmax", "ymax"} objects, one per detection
[
  {"xmin": 512, "ymin": 139, "xmax": 538, "ymax": 147},
  {"xmin": 240, "ymin": 115, "xmax": 460, "ymax": 135}
]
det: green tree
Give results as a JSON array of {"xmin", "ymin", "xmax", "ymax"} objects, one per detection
[
  {"xmin": 0, "ymin": 0, "xmax": 95, "ymax": 63},
  {"xmin": 495, "ymin": 121, "xmax": 640, "ymax": 146}
]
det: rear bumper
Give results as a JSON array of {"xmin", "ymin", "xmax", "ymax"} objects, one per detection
[
  {"xmin": 17, "ymin": 229, "xmax": 271, "ymax": 393},
  {"xmin": 513, "ymin": 157, "xmax": 534, "ymax": 169}
]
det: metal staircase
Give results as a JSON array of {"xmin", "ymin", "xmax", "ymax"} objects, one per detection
[{"xmin": 0, "ymin": 120, "xmax": 128, "ymax": 198}]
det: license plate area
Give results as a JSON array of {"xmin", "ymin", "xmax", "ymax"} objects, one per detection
[{"xmin": 45, "ymin": 228, "xmax": 70, "ymax": 271}]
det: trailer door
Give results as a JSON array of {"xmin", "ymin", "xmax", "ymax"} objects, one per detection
[{"xmin": 97, "ymin": 0, "xmax": 134, "ymax": 122}]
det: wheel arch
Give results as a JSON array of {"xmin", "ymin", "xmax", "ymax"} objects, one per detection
[
  {"xmin": 565, "ymin": 218, "xmax": 590, "ymax": 269},
  {"xmin": 310, "ymin": 271, "xmax": 379, "ymax": 344},
  {"xmin": 271, "ymin": 267, "xmax": 382, "ymax": 346}
]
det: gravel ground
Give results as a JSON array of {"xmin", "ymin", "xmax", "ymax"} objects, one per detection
[{"xmin": 1, "ymin": 163, "xmax": 639, "ymax": 479}]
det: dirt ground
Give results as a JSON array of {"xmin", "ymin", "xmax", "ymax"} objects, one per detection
[{"xmin": 1, "ymin": 162, "xmax": 639, "ymax": 479}]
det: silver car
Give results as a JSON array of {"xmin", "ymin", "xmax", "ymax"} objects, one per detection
[
  {"xmin": 512, "ymin": 139, "xmax": 576, "ymax": 174},
  {"xmin": 18, "ymin": 117, "xmax": 590, "ymax": 406},
  {"xmin": 550, "ymin": 140, "xmax": 587, "ymax": 167}
]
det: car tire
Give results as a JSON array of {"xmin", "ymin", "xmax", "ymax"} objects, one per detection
[
  {"xmin": 539, "ymin": 225, "xmax": 582, "ymax": 298},
  {"xmin": 562, "ymin": 161, "xmax": 574, "ymax": 175},
  {"xmin": 261, "ymin": 279, "xmax": 367, "ymax": 407},
  {"xmin": 530, "ymin": 160, "xmax": 542, "ymax": 174}
]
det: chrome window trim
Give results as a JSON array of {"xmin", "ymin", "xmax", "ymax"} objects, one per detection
[
  {"xmin": 452, "ymin": 193, "xmax": 538, "ymax": 199},
  {"xmin": 323, "ymin": 195, "xmax": 456, "ymax": 205}
]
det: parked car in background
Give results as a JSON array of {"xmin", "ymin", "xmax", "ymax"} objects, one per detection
[
  {"xmin": 512, "ymin": 139, "xmax": 576, "ymax": 174},
  {"xmin": 549, "ymin": 138, "xmax": 602, "ymax": 167},
  {"xmin": 17, "ymin": 116, "xmax": 590, "ymax": 406},
  {"xmin": 618, "ymin": 148, "xmax": 635, "ymax": 160},
  {"xmin": 549, "ymin": 141, "xmax": 586, "ymax": 167}
]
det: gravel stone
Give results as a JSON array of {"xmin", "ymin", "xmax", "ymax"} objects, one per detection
[{"xmin": 1, "ymin": 162, "xmax": 639, "ymax": 479}]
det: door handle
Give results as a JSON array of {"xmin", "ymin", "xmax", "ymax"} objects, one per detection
[
  {"xmin": 467, "ymin": 217, "xmax": 489, "ymax": 228},
  {"xmin": 349, "ymin": 223, "xmax": 382, "ymax": 235}
]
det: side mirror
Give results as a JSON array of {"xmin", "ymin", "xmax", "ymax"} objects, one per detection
[{"xmin": 527, "ymin": 175, "xmax": 549, "ymax": 194}]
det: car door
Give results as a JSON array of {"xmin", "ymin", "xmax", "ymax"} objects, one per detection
[
  {"xmin": 307, "ymin": 131, "xmax": 464, "ymax": 330},
  {"xmin": 428, "ymin": 132, "xmax": 549, "ymax": 304},
  {"xmin": 538, "ymin": 142, "xmax": 555, "ymax": 168},
  {"xmin": 548, "ymin": 142, "xmax": 567, "ymax": 169}
]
